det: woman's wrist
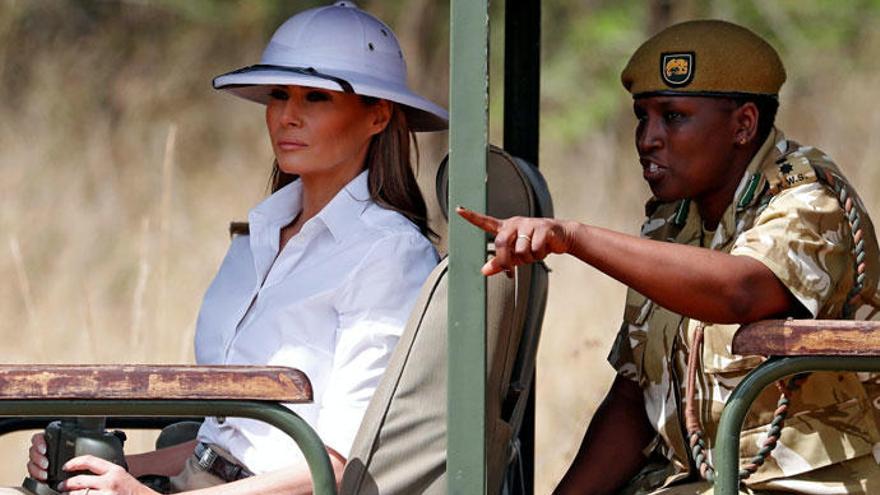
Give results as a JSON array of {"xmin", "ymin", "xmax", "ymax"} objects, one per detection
[
  {"xmin": 125, "ymin": 451, "xmax": 151, "ymax": 478},
  {"xmin": 560, "ymin": 220, "xmax": 583, "ymax": 256}
]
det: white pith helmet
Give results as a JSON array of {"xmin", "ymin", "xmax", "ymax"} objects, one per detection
[{"xmin": 213, "ymin": 1, "xmax": 448, "ymax": 132}]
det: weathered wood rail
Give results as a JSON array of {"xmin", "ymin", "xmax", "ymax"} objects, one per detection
[
  {"xmin": 733, "ymin": 319, "xmax": 880, "ymax": 356},
  {"xmin": 0, "ymin": 365, "xmax": 311, "ymax": 401}
]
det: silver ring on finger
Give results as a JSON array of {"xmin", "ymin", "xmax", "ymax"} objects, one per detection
[{"xmin": 516, "ymin": 233, "xmax": 532, "ymax": 243}]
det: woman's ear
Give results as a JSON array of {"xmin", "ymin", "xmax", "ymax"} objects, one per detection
[
  {"xmin": 369, "ymin": 99, "xmax": 393, "ymax": 135},
  {"xmin": 733, "ymin": 101, "xmax": 759, "ymax": 146}
]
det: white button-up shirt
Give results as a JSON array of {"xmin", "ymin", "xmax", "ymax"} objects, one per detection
[{"xmin": 194, "ymin": 170, "xmax": 438, "ymax": 474}]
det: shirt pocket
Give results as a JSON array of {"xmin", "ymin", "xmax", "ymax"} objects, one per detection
[
  {"xmin": 271, "ymin": 289, "xmax": 338, "ymax": 354},
  {"xmin": 700, "ymin": 322, "xmax": 765, "ymax": 375},
  {"xmin": 697, "ymin": 323, "xmax": 767, "ymax": 430}
]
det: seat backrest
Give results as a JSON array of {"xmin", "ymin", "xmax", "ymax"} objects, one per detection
[{"xmin": 340, "ymin": 147, "xmax": 553, "ymax": 495}]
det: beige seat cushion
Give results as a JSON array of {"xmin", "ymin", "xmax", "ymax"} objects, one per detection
[
  {"xmin": 340, "ymin": 257, "xmax": 531, "ymax": 495},
  {"xmin": 342, "ymin": 147, "xmax": 553, "ymax": 494}
]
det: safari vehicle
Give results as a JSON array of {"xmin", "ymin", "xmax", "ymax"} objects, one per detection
[
  {"xmin": 0, "ymin": 1, "xmax": 547, "ymax": 494},
  {"xmin": 2, "ymin": 2, "xmax": 878, "ymax": 495},
  {"xmin": 710, "ymin": 321, "xmax": 880, "ymax": 495}
]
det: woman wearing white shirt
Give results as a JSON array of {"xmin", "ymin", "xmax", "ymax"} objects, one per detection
[{"xmin": 24, "ymin": 2, "xmax": 445, "ymax": 494}]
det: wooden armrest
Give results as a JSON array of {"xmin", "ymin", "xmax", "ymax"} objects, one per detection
[
  {"xmin": 0, "ymin": 365, "xmax": 311, "ymax": 402},
  {"xmin": 732, "ymin": 319, "xmax": 880, "ymax": 357}
]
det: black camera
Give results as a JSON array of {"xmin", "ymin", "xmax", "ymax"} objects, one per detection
[{"xmin": 22, "ymin": 418, "xmax": 127, "ymax": 495}]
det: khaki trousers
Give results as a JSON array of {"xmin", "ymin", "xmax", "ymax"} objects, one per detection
[{"xmin": 646, "ymin": 454, "xmax": 880, "ymax": 495}]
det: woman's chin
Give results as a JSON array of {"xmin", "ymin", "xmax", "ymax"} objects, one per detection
[
  {"xmin": 276, "ymin": 160, "xmax": 307, "ymax": 176},
  {"xmin": 648, "ymin": 184, "xmax": 686, "ymax": 203}
]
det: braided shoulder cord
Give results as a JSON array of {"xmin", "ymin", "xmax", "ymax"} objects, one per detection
[
  {"xmin": 685, "ymin": 325, "xmax": 807, "ymax": 483},
  {"xmin": 834, "ymin": 180, "xmax": 867, "ymax": 319},
  {"xmin": 684, "ymin": 175, "xmax": 866, "ymax": 484}
]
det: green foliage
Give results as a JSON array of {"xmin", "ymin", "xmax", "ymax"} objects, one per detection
[
  {"xmin": 523, "ymin": 0, "xmax": 880, "ymax": 148},
  {"xmin": 539, "ymin": 1, "xmax": 645, "ymax": 145}
]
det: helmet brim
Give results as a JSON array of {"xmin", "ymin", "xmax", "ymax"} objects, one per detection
[{"xmin": 213, "ymin": 66, "xmax": 448, "ymax": 132}]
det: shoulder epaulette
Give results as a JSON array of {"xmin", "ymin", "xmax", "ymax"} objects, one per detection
[
  {"xmin": 766, "ymin": 143, "xmax": 880, "ymax": 317},
  {"xmin": 763, "ymin": 152, "xmax": 818, "ymax": 196},
  {"xmin": 229, "ymin": 221, "xmax": 250, "ymax": 238}
]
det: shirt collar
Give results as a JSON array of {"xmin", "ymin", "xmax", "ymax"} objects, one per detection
[
  {"xmin": 248, "ymin": 178, "xmax": 302, "ymax": 233},
  {"xmin": 247, "ymin": 170, "xmax": 372, "ymax": 243},
  {"xmin": 314, "ymin": 170, "xmax": 371, "ymax": 243}
]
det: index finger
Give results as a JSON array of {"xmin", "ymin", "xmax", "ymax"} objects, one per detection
[{"xmin": 455, "ymin": 206, "xmax": 502, "ymax": 235}]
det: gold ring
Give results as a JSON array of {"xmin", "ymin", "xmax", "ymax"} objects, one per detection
[{"xmin": 516, "ymin": 233, "xmax": 532, "ymax": 243}]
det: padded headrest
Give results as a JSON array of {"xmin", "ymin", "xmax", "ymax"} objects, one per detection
[{"xmin": 435, "ymin": 145, "xmax": 554, "ymax": 222}]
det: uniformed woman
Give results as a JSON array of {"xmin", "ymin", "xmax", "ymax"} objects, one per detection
[
  {"xmin": 21, "ymin": 2, "xmax": 446, "ymax": 494},
  {"xmin": 460, "ymin": 20, "xmax": 880, "ymax": 495}
]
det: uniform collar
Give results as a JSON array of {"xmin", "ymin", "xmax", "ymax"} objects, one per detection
[
  {"xmin": 667, "ymin": 128, "xmax": 784, "ymax": 248},
  {"xmin": 734, "ymin": 127, "xmax": 784, "ymax": 211},
  {"xmin": 247, "ymin": 169, "xmax": 372, "ymax": 244}
]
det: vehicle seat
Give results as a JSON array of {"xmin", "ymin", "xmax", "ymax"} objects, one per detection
[{"xmin": 340, "ymin": 146, "xmax": 553, "ymax": 494}]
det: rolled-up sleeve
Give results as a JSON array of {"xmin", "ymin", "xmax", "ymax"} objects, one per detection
[
  {"xmin": 730, "ymin": 182, "xmax": 851, "ymax": 317},
  {"xmin": 318, "ymin": 233, "xmax": 438, "ymax": 458}
]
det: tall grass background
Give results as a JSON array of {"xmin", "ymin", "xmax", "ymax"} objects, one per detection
[{"xmin": 1, "ymin": 1, "xmax": 879, "ymax": 492}]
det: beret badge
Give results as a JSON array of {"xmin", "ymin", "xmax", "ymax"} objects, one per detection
[{"xmin": 661, "ymin": 52, "xmax": 694, "ymax": 87}]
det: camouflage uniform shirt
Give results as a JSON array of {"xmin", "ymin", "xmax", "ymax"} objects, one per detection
[{"xmin": 607, "ymin": 128, "xmax": 880, "ymax": 491}]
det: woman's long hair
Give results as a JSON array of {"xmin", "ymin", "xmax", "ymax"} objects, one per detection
[{"xmin": 269, "ymin": 100, "xmax": 433, "ymax": 239}]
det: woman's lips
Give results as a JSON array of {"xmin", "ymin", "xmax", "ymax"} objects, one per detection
[
  {"xmin": 277, "ymin": 140, "xmax": 307, "ymax": 151},
  {"xmin": 641, "ymin": 159, "xmax": 666, "ymax": 182}
]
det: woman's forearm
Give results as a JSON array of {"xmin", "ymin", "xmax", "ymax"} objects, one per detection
[
  {"xmin": 182, "ymin": 449, "xmax": 345, "ymax": 495},
  {"xmin": 127, "ymin": 439, "xmax": 198, "ymax": 477},
  {"xmin": 565, "ymin": 223, "xmax": 797, "ymax": 323},
  {"xmin": 455, "ymin": 207, "xmax": 799, "ymax": 323}
]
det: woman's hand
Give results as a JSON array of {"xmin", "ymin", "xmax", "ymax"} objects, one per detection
[
  {"xmin": 59, "ymin": 455, "xmax": 158, "ymax": 495},
  {"xmin": 27, "ymin": 432, "xmax": 50, "ymax": 481},
  {"xmin": 456, "ymin": 206, "xmax": 575, "ymax": 276}
]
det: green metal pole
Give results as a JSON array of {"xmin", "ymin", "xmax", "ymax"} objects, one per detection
[
  {"xmin": 0, "ymin": 399, "xmax": 336, "ymax": 495},
  {"xmin": 448, "ymin": 0, "xmax": 488, "ymax": 493},
  {"xmin": 715, "ymin": 356, "xmax": 880, "ymax": 495}
]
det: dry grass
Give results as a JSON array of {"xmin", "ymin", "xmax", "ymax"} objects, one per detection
[
  {"xmin": 0, "ymin": 0, "xmax": 273, "ymax": 479},
  {"xmin": 1, "ymin": 1, "xmax": 879, "ymax": 493}
]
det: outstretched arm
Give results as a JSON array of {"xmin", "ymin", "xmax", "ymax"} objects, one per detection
[{"xmin": 456, "ymin": 207, "xmax": 805, "ymax": 323}]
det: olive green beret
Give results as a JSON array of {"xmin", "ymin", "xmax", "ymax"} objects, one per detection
[{"xmin": 621, "ymin": 20, "xmax": 785, "ymax": 98}]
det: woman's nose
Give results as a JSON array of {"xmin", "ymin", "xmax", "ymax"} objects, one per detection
[
  {"xmin": 636, "ymin": 117, "xmax": 663, "ymax": 153},
  {"xmin": 279, "ymin": 98, "xmax": 303, "ymax": 127}
]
